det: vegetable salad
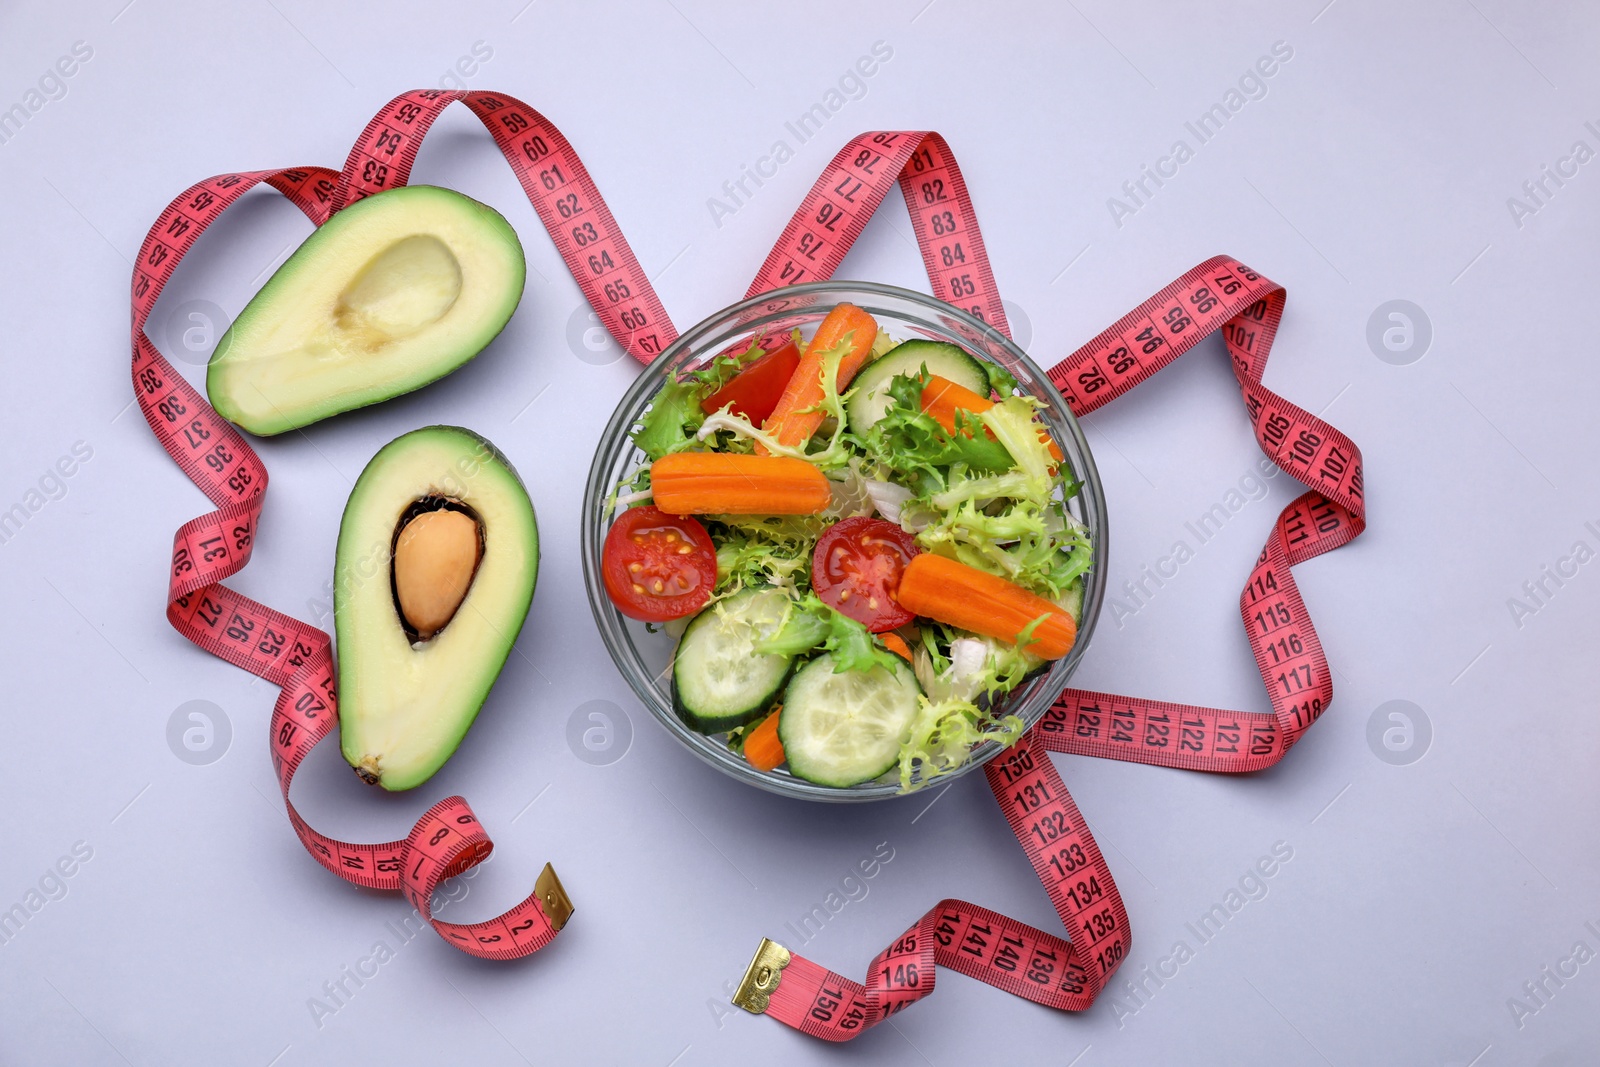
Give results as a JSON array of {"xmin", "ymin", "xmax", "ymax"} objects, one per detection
[{"xmin": 601, "ymin": 302, "xmax": 1091, "ymax": 791}]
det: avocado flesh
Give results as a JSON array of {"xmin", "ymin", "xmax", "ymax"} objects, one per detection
[
  {"xmin": 208, "ymin": 185, "xmax": 526, "ymax": 436},
  {"xmin": 335, "ymin": 426, "xmax": 538, "ymax": 791}
]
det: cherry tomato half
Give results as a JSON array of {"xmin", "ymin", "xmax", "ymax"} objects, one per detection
[
  {"xmin": 602, "ymin": 506, "xmax": 718, "ymax": 622},
  {"xmin": 812, "ymin": 517, "xmax": 921, "ymax": 632},
  {"xmin": 699, "ymin": 339, "xmax": 801, "ymax": 424}
]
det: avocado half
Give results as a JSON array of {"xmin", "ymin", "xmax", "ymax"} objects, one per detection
[
  {"xmin": 208, "ymin": 185, "xmax": 526, "ymax": 436},
  {"xmin": 335, "ymin": 426, "xmax": 537, "ymax": 791}
]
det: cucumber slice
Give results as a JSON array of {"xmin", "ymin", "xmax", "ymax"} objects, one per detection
[
  {"xmin": 779, "ymin": 653, "xmax": 922, "ymax": 787},
  {"xmin": 673, "ymin": 588, "xmax": 794, "ymax": 733},
  {"xmin": 846, "ymin": 339, "xmax": 990, "ymax": 432},
  {"xmin": 1058, "ymin": 580, "xmax": 1084, "ymax": 623}
]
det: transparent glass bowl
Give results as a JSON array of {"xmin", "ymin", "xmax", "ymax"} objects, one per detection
[{"xmin": 581, "ymin": 281, "xmax": 1107, "ymax": 802}]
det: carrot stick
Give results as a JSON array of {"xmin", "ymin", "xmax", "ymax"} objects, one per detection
[
  {"xmin": 743, "ymin": 709, "xmax": 785, "ymax": 772},
  {"xmin": 920, "ymin": 375, "xmax": 1064, "ymax": 462},
  {"xmin": 880, "ymin": 632, "xmax": 913, "ymax": 662},
  {"xmin": 757, "ymin": 303, "xmax": 879, "ymax": 453},
  {"xmin": 650, "ymin": 452, "xmax": 831, "ymax": 515},
  {"xmin": 895, "ymin": 553, "xmax": 1077, "ymax": 659}
]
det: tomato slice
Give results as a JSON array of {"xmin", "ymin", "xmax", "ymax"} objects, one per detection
[
  {"xmin": 602, "ymin": 506, "xmax": 718, "ymax": 622},
  {"xmin": 699, "ymin": 339, "xmax": 801, "ymax": 424},
  {"xmin": 811, "ymin": 517, "xmax": 920, "ymax": 632}
]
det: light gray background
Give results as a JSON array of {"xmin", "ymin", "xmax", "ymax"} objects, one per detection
[{"xmin": 2, "ymin": 1, "xmax": 1597, "ymax": 1064}]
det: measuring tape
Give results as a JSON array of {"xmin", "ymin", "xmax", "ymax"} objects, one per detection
[
  {"xmin": 727, "ymin": 134, "xmax": 1363, "ymax": 1035},
  {"xmin": 131, "ymin": 89, "xmax": 679, "ymax": 957},
  {"xmin": 133, "ymin": 92, "xmax": 1363, "ymax": 1009}
]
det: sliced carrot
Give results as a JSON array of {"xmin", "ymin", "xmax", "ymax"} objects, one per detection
[
  {"xmin": 919, "ymin": 375, "xmax": 993, "ymax": 432},
  {"xmin": 880, "ymin": 632, "xmax": 913, "ymax": 662},
  {"xmin": 743, "ymin": 709, "xmax": 785, "ymax": 772},
  {"xmin": 757, "ymin": 303, "xmax": 879, "ymax": 454},
  {"xmin": 919, "ymin": 375, "xmax": 1064, "ymax": 462},
  {"xmin": 895, "ymin": 553, "xmax": 1077, "ymax": 660},
  {"xmin": 651, "ymin": 452, "xmax": 831, "ymax": 515}
]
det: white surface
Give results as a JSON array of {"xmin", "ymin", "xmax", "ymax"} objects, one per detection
[{"xmin": 2, "ymin": 2, "xmax": 1598, "ymax": 1064}]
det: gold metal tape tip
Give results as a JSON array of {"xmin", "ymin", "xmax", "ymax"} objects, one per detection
[
  {"xmin": 534, "ymin": 863, "xmax": 574, "ymax": 931},
  {"xmin": 732, "ymin": 938, "xmax": 791, "ymax": 1015}
]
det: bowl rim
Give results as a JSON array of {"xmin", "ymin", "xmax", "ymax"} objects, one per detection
[{"xmin": 581, "ymin": 279, "xmax": 1108, "ymax": 802}]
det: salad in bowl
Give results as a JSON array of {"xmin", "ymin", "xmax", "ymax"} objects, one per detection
[{"xmin": 582, "ymin": 283, "xmax": 1105, "ymax": 799}]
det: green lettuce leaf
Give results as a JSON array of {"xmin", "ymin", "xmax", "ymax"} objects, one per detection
[
  {"xmin": 753, "ymin": 597, "xmax": 830, "ymax": 656},
  {"xmin": 854, "ymin": 371, "xmax": 1014, "ymax": 495},
  {"xmin": 822, "ymin": 608, "xmax": 904, "ymax": 673},
  {"xmin": 689, "ymin": 337, "xmax": 765, "ymax": 394},
  {"xmin": 751, "ymin": 592, "xmax": 902, "ymax": 672},
  {"xmin": 631, "ymin": 338, "xmax": 770, "ymax": 460},
  {"xmin": 898, "ymin": 696, "xmax": 1025, "ymax": 793},
  {"xmin": 983, "ymin": 360, "xmax": 1022, "ymax": 397},
  {"xmin": 914, "ymin": 496, "xmax": 1090, "ymax": 600},
  {"xmin": 913, "ymin": 632, "xmax": 1043, "ymax": 704},
  {"xmin": 709, "ymin": 514, "xmax": 826, "ymax": 595},
  {"xmin": 920, "ymin": 396, "xmax": 1055, "ymax": 511},
  {"xmin": 632, "ymin": 377, "xmax": 705, "ymax": 460}
]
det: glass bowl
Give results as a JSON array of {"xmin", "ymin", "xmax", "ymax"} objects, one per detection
[{"xmin": 581, "ymin": 281, "xmax": 1107, "ymax": 802}]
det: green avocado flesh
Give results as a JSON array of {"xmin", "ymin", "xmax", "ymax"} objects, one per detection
[
  {"xmin": 335, "ymin": 426, "xmax": 537, "ymax": 791},
  {"xmin": 208, "ymin": 185, "xmax": 526, "ymax": 436}
]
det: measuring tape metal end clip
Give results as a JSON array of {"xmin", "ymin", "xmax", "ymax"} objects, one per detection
[
  {"xmin": 535, "ymin": 863, "xmax": 575, "ymax": 932},
  {"xmin": 733, "ymin": 938, "xmax": 793, "ymax": 1015}
]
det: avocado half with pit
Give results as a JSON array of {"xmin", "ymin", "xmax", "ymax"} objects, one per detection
[
  {"xmin": 208, "ymin": 185, "xmax": 526, "ymax": 436},
  {"xmin": 335, "ymin": 426, "xmax": 537, "ymax": 791}
]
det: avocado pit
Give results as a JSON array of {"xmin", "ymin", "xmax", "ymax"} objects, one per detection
[{"xmin": 391, "ymin": 497, "xmax": 484, "ymax": 642}]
